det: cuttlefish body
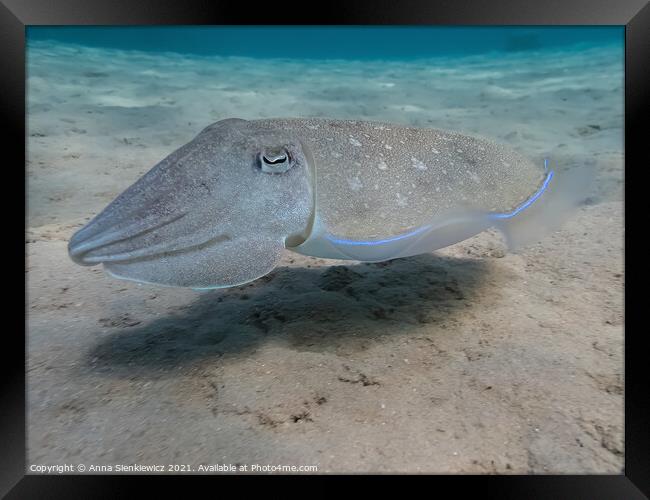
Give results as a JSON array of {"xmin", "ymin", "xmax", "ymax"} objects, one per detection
[{"xmin": 68, "ymin": 118, "xmax": 578, "ymax": 289}]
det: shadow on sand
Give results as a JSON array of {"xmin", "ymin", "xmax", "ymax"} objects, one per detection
[{"xmin": 85, "ymin": 254, "xmax": 494, "ymax": 376}]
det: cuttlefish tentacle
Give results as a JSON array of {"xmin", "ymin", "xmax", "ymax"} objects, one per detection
[{"xmin": 68, "ymin": 118, "xmax": 585, "ymax": 289}]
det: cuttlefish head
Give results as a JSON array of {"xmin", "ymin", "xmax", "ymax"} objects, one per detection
[{"xmin": 68, "ymin": 118, "xmax": 314, "ymax": 289}]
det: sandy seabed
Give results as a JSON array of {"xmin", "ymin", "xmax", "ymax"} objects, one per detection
[{"xmin": 26, "ymin": 40, "xmax": 623, "ymax": 473}]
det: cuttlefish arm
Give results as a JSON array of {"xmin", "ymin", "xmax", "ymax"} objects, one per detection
[{"xmin": 68, "ymin": 118, "xmax": 584, "ymax": 289}]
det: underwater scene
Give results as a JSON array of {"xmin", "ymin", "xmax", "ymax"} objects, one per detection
[{"xmin": 27, "ymin": 27, "xmax": 623, "ymax": 473}]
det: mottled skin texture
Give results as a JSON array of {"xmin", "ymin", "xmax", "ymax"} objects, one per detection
[
  {"xmin": 259, "ymin": 118, "xmax": 545, "ymax": 239},
  {"xmin": 68, "ymin": 118, "xmax": 547, "ymax": 288}
]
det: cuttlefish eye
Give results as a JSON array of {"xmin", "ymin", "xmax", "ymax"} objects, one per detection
[{"xmin": 259, "ymin": 146, "xmax": 294, "ymax": 174}]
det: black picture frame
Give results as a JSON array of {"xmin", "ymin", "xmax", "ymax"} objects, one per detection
[{"xmin": 3, "ymin": 0, "xmax": 647, "ymax": 496}]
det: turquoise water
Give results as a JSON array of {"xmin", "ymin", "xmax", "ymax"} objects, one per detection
[{"xmin": 27, "ymin": 26, "xmax": 622, "ymax": 59}]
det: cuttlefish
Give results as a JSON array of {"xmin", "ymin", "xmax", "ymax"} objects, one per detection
[{"xmin": 68, "ymin": 118, "xmax": 582, "ymax": 289}]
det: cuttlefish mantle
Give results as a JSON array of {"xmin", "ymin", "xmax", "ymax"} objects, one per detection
[{"xmin": 68, "ymin": 117, "xmax": 582, "ymax": 289}]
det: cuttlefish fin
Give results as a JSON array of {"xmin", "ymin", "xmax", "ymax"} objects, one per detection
[
  {"xmin": 290, "ymin": 209, "xmax": 494, "ymax": 261},
  {"xmin": 491, "ymin": 163, "xmax": 595, "ymax": 252}
]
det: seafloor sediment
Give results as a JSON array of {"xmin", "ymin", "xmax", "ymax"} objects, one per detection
[{"xmin": 26, "ymin": 41, "xmax": 623, "ymax": 473}]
